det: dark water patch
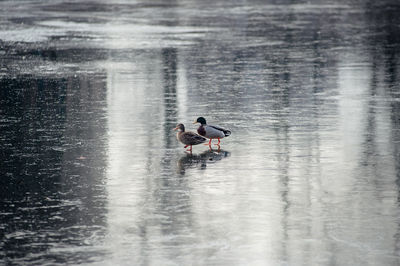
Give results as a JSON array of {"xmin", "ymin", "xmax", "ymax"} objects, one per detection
[
  {"xmin": 0, "ymin": 73, "xmax": 109, "ymax": 264},
  {"xmin": 14, "ymin": 47, "xmax": 109, "ymax": 63},
  {"xmin": 41, "ymin": 1, "xmax": 180, "ymax": 13}
]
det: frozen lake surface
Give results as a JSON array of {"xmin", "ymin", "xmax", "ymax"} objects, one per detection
[{"xmin": 1, "ymin": 0, "xmax": 400, "ymax": 265}]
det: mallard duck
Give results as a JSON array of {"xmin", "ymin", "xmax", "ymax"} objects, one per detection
[
  {"xmin": 193, "ymin": 117, "xmax": 231, "ymax": 146},
  {"xmin": 174, "ymin": 123, "xmax": 207, "ymax": 152}
]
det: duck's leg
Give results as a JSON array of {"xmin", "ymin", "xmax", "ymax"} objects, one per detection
[
  {"xmin": 215, "ymin": 145, "xmax": 221, "ymax": 152},
  {"xmin": 204, "ymin": 139, "xmax": 212, "ymax": 146},
  {"xmin": 186, "ymin": 145, "xmax": 192, "ymax": 152},
  {"xmin": 210, "ymin": 144, "xmax": 221, "ymax": 152},
  {"xmin": 184, "ymin": 145, "xmax": 189, "ymax": 148},
  {"xmin": 214, "ymin": 138, "xmax": 221, "ymax": 146}
]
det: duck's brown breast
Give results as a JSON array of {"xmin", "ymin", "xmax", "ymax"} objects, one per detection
[{"xmin": 197, "ymin": 125, "xmax": 206, "ymax": 136}]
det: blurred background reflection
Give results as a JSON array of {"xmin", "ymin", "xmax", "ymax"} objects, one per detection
[{"xmin": 1, "ymin": 0, "xmax": 400, "ymax": 265}]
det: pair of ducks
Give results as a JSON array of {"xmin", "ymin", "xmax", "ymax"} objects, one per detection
[{"xmin": 174, "ymin": 117, "xmax": 231, "ymax": 152}]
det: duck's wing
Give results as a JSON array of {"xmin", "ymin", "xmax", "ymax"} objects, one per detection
[
  {"xmin": 209, "ymin": 125, "xmax": 231, "ymax": 137},
  {"xmin": 181, "ymin": 131, "xmax": 207, "ymax": 145}
]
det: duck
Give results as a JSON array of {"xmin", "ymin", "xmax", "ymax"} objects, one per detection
[
  {"xmin": 193, "ymin": 117, "xmax": 231, "ymax": 146},
  {"xmin": 174, "ymin": 123, "xmax": 207, "ymax": 152}
]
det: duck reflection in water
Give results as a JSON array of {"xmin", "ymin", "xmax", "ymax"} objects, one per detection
[{"xmin": 177, "ymin": 148, "xmax": 231, "ymax": 175}]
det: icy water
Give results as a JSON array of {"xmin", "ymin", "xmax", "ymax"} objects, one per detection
[{"xmin": 1, "ymin": 0, "xmax": 400, "ymax": 265}]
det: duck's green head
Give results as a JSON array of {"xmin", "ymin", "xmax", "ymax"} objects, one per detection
[{"xmin": 194, "ymin": 117, "xmax": 207, "ymax": 125}]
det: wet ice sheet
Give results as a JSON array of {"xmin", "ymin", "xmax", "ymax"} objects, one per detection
[{"xmin": 1, "ymin": 0, "xmax": 400, "ymax": 265}]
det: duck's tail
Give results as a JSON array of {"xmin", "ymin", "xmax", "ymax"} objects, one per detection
[{"xmin": 223, "ymin": 130, "xmax": 231, "ymax": 137}]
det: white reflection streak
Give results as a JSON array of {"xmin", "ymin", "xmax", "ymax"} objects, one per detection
[
  {"xmin": 105, "ymin": 64, "xmax": 147, "ymax": 263},
  {"xmin": 330, "ymin": 53, "xmax": 400, "ymax": 265},
  {"xmin": 176, "ymin": 59, "xmax": 188, "ymax": 122},
  {"xmin": 103, "ymin": 22, "xmax": 163, "ymax": 263},
  {"xmin": 336, "ymin": 56, "xmax": 369, "ymax": 184}
]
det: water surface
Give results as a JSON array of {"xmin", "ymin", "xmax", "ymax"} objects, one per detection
[{"xmin": 1, "ymin": 0, "xmax": 400, "ymax": 265}]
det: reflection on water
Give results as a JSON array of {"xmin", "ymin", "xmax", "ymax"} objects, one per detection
[
  {"xmin": 177, "ymin": 148, "xmax": 231, "ymax": 174},
  {"xmin": 0, "ymin": 74, "xmax": 108, "ymax": 264},
  {"xmin": 1, "ymin": 0, "xmax": 400, "ymax": 265}
]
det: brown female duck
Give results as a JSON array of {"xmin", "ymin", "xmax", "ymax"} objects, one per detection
[{"xmin": 174, "ymin": 123, "xmax": 207, "ymax": 152}]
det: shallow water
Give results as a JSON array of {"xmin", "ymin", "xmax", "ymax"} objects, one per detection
[{"xmin": 1, "ymin": 0, "xmax": 400, "ymax": 265}]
